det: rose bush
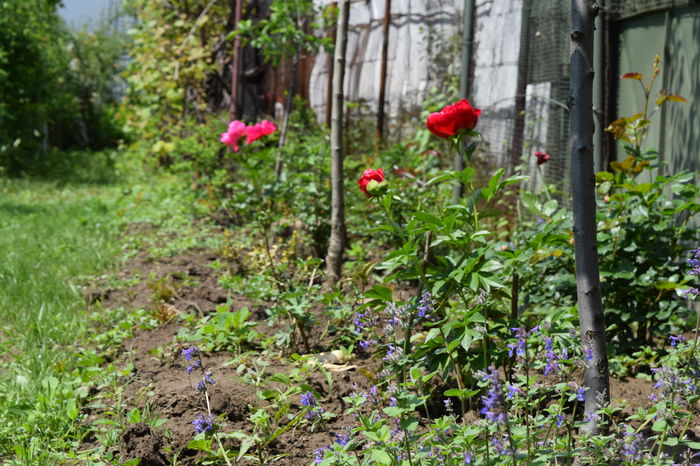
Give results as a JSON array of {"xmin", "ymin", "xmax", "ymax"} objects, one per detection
[
  {"xmin": 220, "ymin": 119, "xmax": 277, "ymax": 151},
  {"xmin": 246, "ymin": 120, "xmax": 277, "ymax": 145},
  {"xmin": 220, "ymin": 120, "xmax": 247, "ymax": 152},
  {"xmin": 425, "ymin": 98, "xmax": 481, "ymax": 138}
]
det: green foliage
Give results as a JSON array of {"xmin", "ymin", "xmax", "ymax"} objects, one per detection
[
  {"xmin": 185, "ymin": 305, "xmax": 262, "ymax": 353},
  {"xmin": 0, "ymin": 178, "xmax": 121, "ymax": 459},
  {"xmin": 0, "ymin": 0, "xmax": 125, "ymax": 173},
  {"xmin": 234, "ymin": 0, "xmax": 332, "ymax": 65},
  {"xmin": 122, "ymin": 0, "xmax": 233, "ymax": 140},
  {"xmin": 595, "ymin": 152, "xmax": 699, "ymax": 347},
  {"xmin": 514, "ymin": 62, "xmax": 700, "ymax": 349}
]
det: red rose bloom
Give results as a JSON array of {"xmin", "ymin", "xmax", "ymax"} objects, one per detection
[
  {"xmin": 358, "ymin": 168, "xmax": 384, "ymax": 197},
  {"xmin": 534, "ymin": 150, "xmax": 551, "ymax": 165},
  {"xmin": 426, "ymin": 99, "xmax": 481, "ymax": 138}
]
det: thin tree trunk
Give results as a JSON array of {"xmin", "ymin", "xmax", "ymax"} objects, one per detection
[
  {"xmin": 452, "ymin": 0, "xmax": 475, "ymax": 203},
  {"xmin": 324, "ymin": 2, "xmax": 338, "ymax": 127},
  {"xmin": 376, "ymin": 0, "xmax": 391, "ymax": 148},
  {"xmin": 325, "ymin": 0, "xmax": 350, "ymax": 287},
  {"xmin": 229, "ymin": 0, "xmax": 243, "ymax": 120},
  {"xmin": 569, "ymin": 0, "xmax": 610, "ymax": 435},
  {"xmin": 274, "ymin": 53, "xmax": 299, "ymax": 179}
]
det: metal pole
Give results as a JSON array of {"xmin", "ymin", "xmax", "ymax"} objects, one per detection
[
  {"xmin": 230, "ymin": 0, "xmax": 243, "ymax": 120},
  {"xmin": 376, "ymin": 0, "xmax": 392, "ymax": 148},
  {"xmin": 452, "ymin": 0, "xmax": 475, "ymax": 203}
]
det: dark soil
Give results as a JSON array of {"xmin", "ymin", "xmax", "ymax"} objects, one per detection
[
  {"xmin": 84, "ymin": 246, "xmax": 381, "ymax": 464},
  {"xmin": 82, "ymin": 232, "xmax": 671, "ymax": 465}
]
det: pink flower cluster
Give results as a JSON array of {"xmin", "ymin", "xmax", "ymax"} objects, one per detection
[{"xmin": 220, "ymin": 120, "xmax": 277, "ymax": 152}]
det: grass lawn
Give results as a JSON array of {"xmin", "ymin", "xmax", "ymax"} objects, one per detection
[{"xmin": 0, "ymin": 178, "xmax": 123, "ymax": 459}]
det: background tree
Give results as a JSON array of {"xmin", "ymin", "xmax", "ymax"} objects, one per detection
[
  {"xmin": 0, "ymin": 0, "xmax": 124, "ymax": 174},
  {"xmin": 235, "ymin": 0, "xmax": 332, "ymax": 178},
  {"xmin": 569, "ymin": 0, "xmax": 610, "ymax": 434}
]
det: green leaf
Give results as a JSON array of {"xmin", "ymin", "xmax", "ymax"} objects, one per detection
[
  {"xmin": 364, "ymin": 425, "xmax": 392, "ymax": 443},
  {"xmin": 444, "ymin": 388, "xmax": 479, "ymax": 399},
  {"xmin": 413, "ymin": 211, "xmax": 443, "ymax": 227},
  {"xmin": 651, "ymin": 419, "xmax": 667, "ymax": 432},
  {"xmin": 127, "ymin": 408, "xmax": 141, "ymax": 424},
  {"xmin": 369, "ymin": 450, "xmax": 392, "ymax": 465},
  {"xmin": 662, "ymin": 437, "xmax": 679, "ymax": 446},
  {"xmin": 400, "ymin": 416, "xmax": 419, "ymax": 432},
  {"xmin": 364, "ymin": 286, "xmax": 393, "ymax": 302},
  {"xmin": 187, "ymin": 436, "xmax": 212, "ymax": 451},
  {"xmin": 383, "ymin": 407, "xmax": 403, "ymax": 418}
]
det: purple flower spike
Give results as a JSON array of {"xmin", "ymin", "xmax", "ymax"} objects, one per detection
[
  {"xmin": 186, "ymin": 360, "xmax": 201, "ymax": 373},
  {"xmin": 478, "ymin": 366, "xmax": 507, "ymax": 424},
  {"xmin": 192, "ymin": 415, "xmax": 214, "ymax": 434},
  {"xmin": 417, "ymin": 290, "xmax": 435, "ymax": 318},
  {"xmin": 182, "ymin": 346, "xmax": 199, "ymax": 361}
]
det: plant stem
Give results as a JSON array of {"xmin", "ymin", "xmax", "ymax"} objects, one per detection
[{"xmin": 204, "ymin": 390, "xmax": 232, "ymax": 466}]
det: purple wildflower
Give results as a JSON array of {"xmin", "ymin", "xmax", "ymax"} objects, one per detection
[
  {"xmin": 417, "ymin": 290, "xmax": 435, "ymax": 318},
  {"xmin": 186, "ymin": 359, "xmax": 201, "ymax": 373},
  {"xmin": 301, "ymin": 391, "xmax": 316, "ymax": 408},
  {"xmin": 577, "ymin": 387, "xmax": 586, "ymax": 402},
  {"xmin": 688, "ymin": 249, "xmax": 700, "ymax": 276},
  {"xmin": 192, "ymin": 414, "xmax": 214, "ymax": 434},
  {"xmin": 314, "ymin": 447, "xmax": 328, "ymax": 464},
  {"xmin": 490, "ymin": 434, "xmax": 511, "ymax": 455},
  {"xmin": 367, "ymin": 385, "xmax": 381, "ymax": 406},
  {"xmin": 623, "ymin": 431, "xmax": 645, "ymax": 461},
  {"xmin": 479, "ymin": 366, "xmax": 507, "ymax": 424},
  {"xmin": 358, "ymin": 339, "xmax": 376, "ymax": 351},
  {"xmin": 544, "ymin": 336, "xmax": 553, "ymax": 352},
  {"xmin": 385, "ymin": 302, "xmax": 409, "ymax": 331},
  {"xmin": 464, "ymin": 452, "xmax": 473, "ymax": 464},
  {"xmin": 505, "ymin": 383, "xmax": 521, "ymax": 400},
  {"xmin": 669, "ymin": 335, "xmax": 686, "ymax": 348},
  {"xmin": 195, "ymin": 373, "xmax": 214, "ymax": 393},
  {"xmin": 334, "ymin": 432, "xmax": 349, "ymax": 446},
  {"xmin": 182, "ymin": 346, "xmax": 199, "ymax": 361},
  {"xmin": 509, "ymin": 327, "xmax": 527, "ymax": 358},
  {"xmin": 444, "ymin": 398, "xmax": 454, "ymax": 413},
  {"xmin": 383, "ymin": 344, "xmax": 403, "ymax": 363},
  {"xmin": 555, "ymin": 414, "xmax": 565, "ymax": 427},
  {"xmin": 301, "ymin": 391, "xmax": 324, "ymax": 420},
  {"xmin": 354, "ymin": 309, "xmax": 375, "ymax": 334}
]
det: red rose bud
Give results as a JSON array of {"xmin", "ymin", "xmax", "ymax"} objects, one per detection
[
  {"xmin": 426, "ymin": 98, "xmax": 481, "ymax": 138},
  {"xmin": 358, "ymin": 168, "xmax": 385, "ymax": 197},
  {"xmin": 534, "ymin": 150, "xmax": 551, "ymax": 165}
]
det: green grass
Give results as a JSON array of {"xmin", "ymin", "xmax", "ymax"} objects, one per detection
[
  {"xmin": 0, "ymin": 150, "xmax": 219, "ymax": 462},
  {"xmin": 0, "ymin": 178, "xmax": 123, "ymax": 460}
]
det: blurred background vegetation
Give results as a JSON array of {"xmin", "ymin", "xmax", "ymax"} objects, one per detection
[{"xmin": 0, "ymin": 0, "xmax": 125, "ymax": 176}]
